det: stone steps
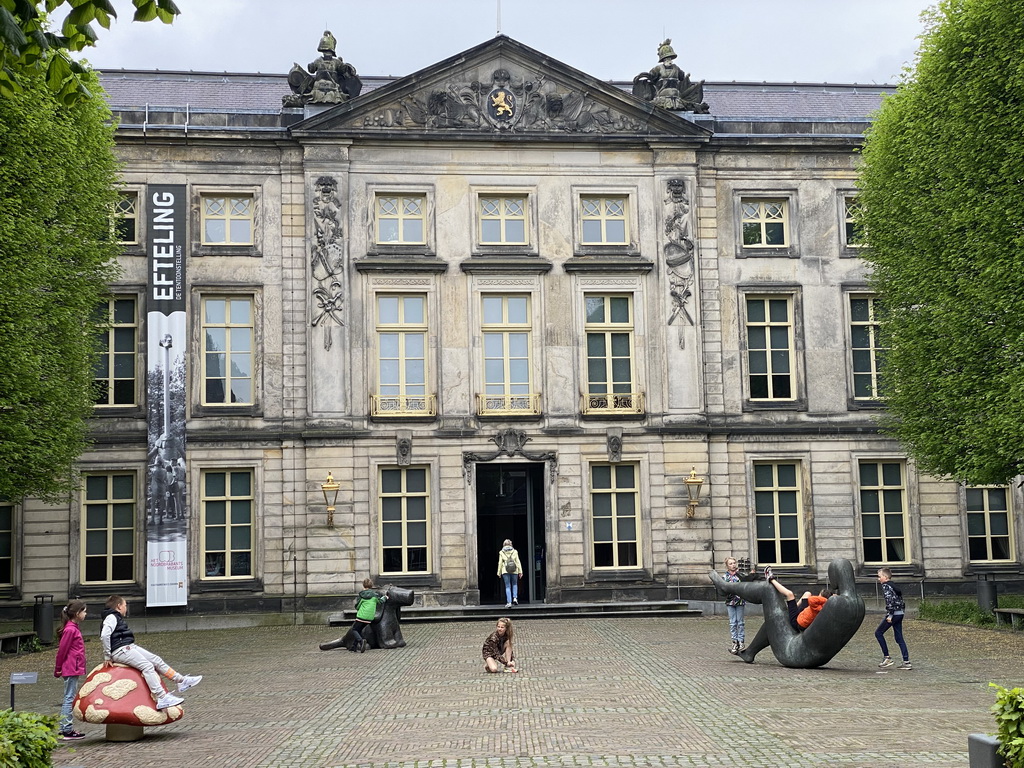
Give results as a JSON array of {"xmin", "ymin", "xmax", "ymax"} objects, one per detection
[{"xmin": 328, "ymin": 599, "xmax": 701, "ymax": 625}]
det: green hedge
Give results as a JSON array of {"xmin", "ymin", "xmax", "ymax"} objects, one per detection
[
  {"xmin": 0, "ymin": 710, "xmax": 58, "ymax": 768},
  {"xmin": 992, "ymin": 684, "xmax": 1024, "ymax": 768}
]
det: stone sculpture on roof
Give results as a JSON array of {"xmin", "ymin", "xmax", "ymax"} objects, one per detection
[
  {"xmin": 633, "ymin": 39, "xmax": 709, "ymax": 113},
  {"xmin": 283, "ymin": 30, "xmax": 362, "ymax": 106}
]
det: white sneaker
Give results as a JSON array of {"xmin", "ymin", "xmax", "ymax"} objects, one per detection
[
  {"xmin": 155, "ymin": 692, "xmax": 184, "ymax": 710},
  {"xmin": 177, "ymin": 674, "xmax": 202, "ymax": 692},
  {"xmin": 505, "ymin": 602, "xmax": 512, "ymax": 609}
]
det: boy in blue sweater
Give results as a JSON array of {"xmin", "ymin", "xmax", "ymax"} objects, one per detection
[{"xmin": 875, "ymin": 568, "xmax": 911, "ymax": 669}]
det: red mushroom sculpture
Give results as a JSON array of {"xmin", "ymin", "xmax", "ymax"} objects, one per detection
[{"xmin": 74, "ymin": 662, "xmax": 183, "ymax": 738}]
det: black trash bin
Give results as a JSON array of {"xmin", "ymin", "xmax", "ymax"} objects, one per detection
[
  {"xmin": 33, "ymin": 594, "xmax": 54, "ymax": 644},
  {"xmin": 977, "ymin": 574, "xmax": 998, "ymax": 614}
]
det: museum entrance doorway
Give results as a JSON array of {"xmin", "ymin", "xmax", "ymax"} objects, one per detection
[{"xmin": 475, "ymin": 462, "xmax": 546, "ymax": 605}]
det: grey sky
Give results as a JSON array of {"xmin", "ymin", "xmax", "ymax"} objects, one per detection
[{"xmin": 80, "ymin": 0, "xmax": 936, "ymax": 84}]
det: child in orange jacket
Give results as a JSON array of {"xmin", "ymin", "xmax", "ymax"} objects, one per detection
[{"xmin": 763, "ymin": 566, "xmax": 834, "ymax": 631}]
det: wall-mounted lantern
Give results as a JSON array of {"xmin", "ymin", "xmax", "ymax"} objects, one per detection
[
  {"xmin": 321, "ymin": 471, "xmax": 340, "ymax": 527},
  {"xmin": 684, "ymin": 467, "xmax": 705, "ymax": 519}
]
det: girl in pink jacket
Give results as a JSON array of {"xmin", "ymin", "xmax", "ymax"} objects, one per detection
[{"xmin": 54, "ymin": 600, "xmax": 87, "ymax": 740}]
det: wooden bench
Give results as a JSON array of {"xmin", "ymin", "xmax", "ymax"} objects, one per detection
[
  {"xmin": 994, "ymin": 608, "xmax": 1024, "ymax": 629},
  {"xmin": 0, "ymin": 631, "xmax": 36, "ymax": 654}
]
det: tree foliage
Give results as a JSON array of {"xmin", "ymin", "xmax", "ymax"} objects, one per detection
[
  {"xmin": 0, "ymin": 61, "xmax": 122, "ymax": 503},
  {"xmin": 0, "ymin": 0, "xmax": 179, "ymax": 105},
  {"xmin": 859, "ymin": 0, "xmax": 1024, "ymax": 485}
]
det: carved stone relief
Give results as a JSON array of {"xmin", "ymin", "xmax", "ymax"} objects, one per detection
[
  {"xmin": 664, "ymin": 178, "xmax": 696, "ymax": 348},
  {"xmin": 607, "ymin": 428, "xmax": 623, "ymax": 463},
  {"xmin": 396, "ymin": 431, "xmax": 413, "ymax": 466},
  {"xmin": 310, "ymin": 176, "xmax": 345, "ymax": 350},
  {"xmin": 462, "ymin": 429, "xmax": 558, "ymax": 484},
  {"xmin": 363, "ymin": 67, "xmax": 647, "ymax": 134}
]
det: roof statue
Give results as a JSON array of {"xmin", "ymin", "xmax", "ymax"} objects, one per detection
[
  {"xmin": 632, "ymin": 38, "xmax": 709, "ymax": 113},
  {"xmin": 283, "ymin": 29, "xmax": 362, "ymax": 107}
]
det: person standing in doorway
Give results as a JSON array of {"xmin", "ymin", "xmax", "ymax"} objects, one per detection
[{"xmin": 498, "ymin": 539, "xmax": 523, "ymax": 609}]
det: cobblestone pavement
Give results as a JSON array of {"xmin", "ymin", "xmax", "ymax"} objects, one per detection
[{"xmin": 5, "ymin": 614, "xmax": 1021, "ymax": 767}]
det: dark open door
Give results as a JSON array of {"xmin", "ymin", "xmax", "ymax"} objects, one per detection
[{"xmin": 475, "ymin": 462, "xmax": 546, "ymax": 604}]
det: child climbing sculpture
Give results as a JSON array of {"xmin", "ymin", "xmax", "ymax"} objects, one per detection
[{"xmin": 709, "ymin": 557, "xmax": 865, "ymax": 668}]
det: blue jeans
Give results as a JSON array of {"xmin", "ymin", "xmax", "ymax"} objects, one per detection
[
  {"xmin": 875, "ymin": 613, "xmax": 909, "ymax": 661},
  {"xmin": 60, "ymin": 675, "xmax": 80, "ymax": 732},
  {"xmin": 726, "ymin": 604, "xmax": 745, "ymax": 643},
  {"xmin": 503, "ymin": 573, "xmax": 518, "ymax": 604}
]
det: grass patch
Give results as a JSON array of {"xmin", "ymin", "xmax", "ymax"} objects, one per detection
[{"xmin": 918, "ymin": 594, "xmax": 1024, "ymax": 627}]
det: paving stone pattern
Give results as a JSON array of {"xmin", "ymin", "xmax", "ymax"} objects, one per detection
[{"xmin": 6, "ymin": 615, "xmax": 1018, "ymax": 767}]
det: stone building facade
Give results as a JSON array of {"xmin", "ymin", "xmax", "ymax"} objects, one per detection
[{"xmin": 2, "ymin": 36, "xmax": 1019, "ymax": 619}]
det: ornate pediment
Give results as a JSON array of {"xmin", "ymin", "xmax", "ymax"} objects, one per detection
[{"xmin": 293, "ymin": 36, "xmax": 710, "ymax": 140}]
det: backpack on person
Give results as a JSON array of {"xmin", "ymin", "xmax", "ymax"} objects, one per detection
[{"xmin": 504, "ymin": 555, "xmax": 517, "ymax": 574}]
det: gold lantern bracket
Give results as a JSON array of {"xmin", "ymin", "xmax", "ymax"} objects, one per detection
[
  {"xmin": 321, "ymin": 471, "xmax": 341, "ymax": 527},
  {"xmin": 684, "ymin": 467, "xmax": 704, "ymax": 518}
]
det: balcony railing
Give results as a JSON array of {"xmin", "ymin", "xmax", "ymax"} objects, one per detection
[
  {"xmin": 476, "ymin": 393, "xmax": 541, "ymax": 416},
  {"xmin": 581, "ymin": 391, "xmax": 645, "ymax": 415},
  {"xmin": 370, "ymin": 394, "xmax": 437, "ymax": 417}
]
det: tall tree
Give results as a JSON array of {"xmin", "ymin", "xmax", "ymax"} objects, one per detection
[
  {"xmin": 859, "ymin": 0, "xmax": 1024, "ymax": 484},
  {"xmin": 0, "ymin": 0, "xmax": 179, "ymax": 105},
  {"xmin": 0, "ymin": 62, "xmax": 121, "ymax": 502}
]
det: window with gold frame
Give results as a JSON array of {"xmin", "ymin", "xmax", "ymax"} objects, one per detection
[
  {"xmin": 0, "ymin": 503, "xmax": 13, "ymax": 586},
  {"xmin": 81, "ymin": 473, "xmax": 136, "ymax": 584},
  {"xmin": 201, "ymin": 296, "xmax": 254, "ymax": 406},
  {"xmin": 844, "ymin": 196, "xmax": 866, "ymax": 248},
  {"xmin": 741, "ymin": 199, "xmax": 788, "ymax": 247},
  {"xmin": 850, "ymin": 294, "xmax": 884, "ymax": 400},
  {"xmin": 376, "ymin": 194, "xmax": 426, "ymax": 244},
  {"xmin": 114, "ymin": 191, "xmax": 139, "ymax": 245},
  {"xmin": 580, "ymin": 196, "xmax": 628, "ymax": 245},
  {"xmin": 590, "ymin": 463, "xmax": 640, "ymax": 569},
  {"xmin": 966, "ymin": 486, "xmax": 1014, "ymax": 562},
  {"xmin": 379, "ymin": 466, "xmax": 430, "ymax": 574},
  {"xmin": 94, "ymin": 296, "xmax": 138, "ymax": 407},
  {"xmin": 745, "ymin": 295, "xmax": 795, "ymax": 401},
  {"xmin": 859, "ymin": 460, "xmax": 908, "ymax": 564},
  {"xmin": 583, "ymin": 294, "xmax": 643, "ymax": 414},
  {"xmin": 373, "ymin": 294, "xmax": 433, "ymax": 416},
  {"xmin": 200, "ymin": 469, "xmax": 253, "ymax": 579},
  {"xmin": 480, "ymin": 294, "xmax": 537, "ymax": 415},
  {"xmin": 753, "ymin": 462, "xmax": 803, "ymax": 565},
  {"xmin": 201, "ymin": 194, "xmax": 253, "ymax": 245},
  {"xmin": 479, "ymin": 195, "xmax": 528, "ymax": 245}
]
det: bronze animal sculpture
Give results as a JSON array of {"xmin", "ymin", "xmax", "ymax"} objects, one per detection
[
  {"xmin": 319, "ymin": 585, "xmax": 414, "ymax": 651},
  {"xmin": 709, "ymin": 558, "xmax": 865, "ymax": 668}
]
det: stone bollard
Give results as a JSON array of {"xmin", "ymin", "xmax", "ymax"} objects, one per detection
[{"xmin": 968, "ymin": 733, "xmax": 1001, "ymax": 768}]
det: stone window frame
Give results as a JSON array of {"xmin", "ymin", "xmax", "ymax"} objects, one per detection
[
  {"xmin": 93, "ymin": 291, "xmax": 144, "ymax": 415},
  {"xmin": 963, "ymin": 485, "xmax": 1016, "ymax": 564},
  {"xmin": 749, "ymin": 457, "xmax": 809, "ymax": 568},
  {"xmin": 0, "ymin": 500, "xmax": 19, "ymax": 596},
  {"xmin": 843, "ymin": 287, "xmax": 885, "ymax": 409},
  {"xmin": 733, "ymin": 190, "xmax": 799, "ymax": 259},
  {"xmin": 191, "ymin": 185, "xmax": 262, "ymax": 258},
  {"xmin": 190, "ymin": 285, "xmax": 264, "ymax": 419},
  {"xmin": 198, "ymin": 465, "xmax": 259, "ymax": 582},
  {"xmin": 477, "ymin": 291, "xmax": 540, "ymax": 418},
  {"xmin": 855, "ymin": 457, "xmax": 913, "ymax": 567},
  {"xmin": 366, "ymin": 184, "xmax": 436, "ymax": 257},
  {"xmin": 78, "ymin": 470, "xmax": 140, "ymax": 587},
  {"xmin": 374, "ymin": 463, "xmax": 434, "ymax": 577},
  {"xmin": 586, "ymin": 459, "xmax": 647, "ymax": 573},
  {"xmin": 114, "ymin": 187, "xmax": 143, "ymax": 252},
  {"xmin": 838, "ymin": 190, "xmax": 867, "ymax": 256},
  {"xmin": 572, "ymin": 186, "xmax": 640, "ymax": 256},
  {"xmin": 371, "ymin": 291, "xmax": 436, "ymax": 420},
  {"xmin": 738, "ymin": 286, "xmax": 807, "ymax": 411},
  {"xmin": 471, "ymin": 186, "xmax": 538, "ymax": 256}
]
